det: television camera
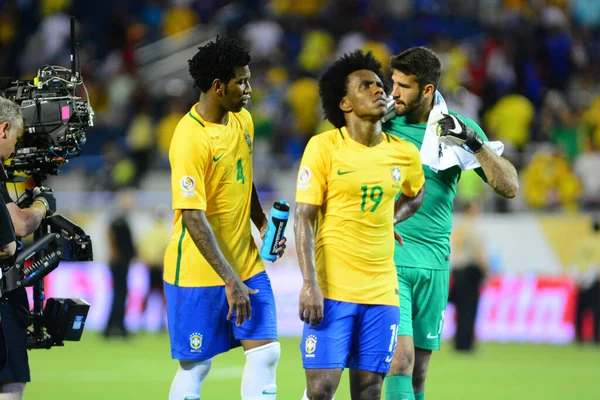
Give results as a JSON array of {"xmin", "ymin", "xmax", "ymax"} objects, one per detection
[{"xmin": 0, "ymin": 17, "xmax": 94, "ymax": 350}]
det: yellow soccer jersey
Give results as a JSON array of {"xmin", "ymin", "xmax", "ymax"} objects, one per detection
[
  {"xmin": 296, "ymin": 127, "xmax": 424, "ymax": 306},
  {"xmin": 164, "ymin": 105, "xmax": 264, "ymax": 287}
]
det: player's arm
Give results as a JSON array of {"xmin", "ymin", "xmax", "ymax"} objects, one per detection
[
  {"xmin": 182, "ymin": 209, "xmax": 257, "ymax": 326},
  {"xmin": 393, "ymin": 143, "xmax": 426, "ymax": 233},
  {"xmin": 250, "ymin": 183, "xmax": 268, "ymax": 233},
  {"xmin": 437, "ymin": 114, "xmax": 518, "ymax": 198},
  {"xmin": 474, "ymin": 146, "xmax": 519, "ymax": 198},
  {"xmin": 294, "ymin": 202, "xmax": 323, "ymax": 327},
  {"xmin": 393, "ymin": 185, "xmax": 425, "ymax": 225},
  {"xmin": 294, "ymin": 136, "xmax": 328, "ymax": 327}
]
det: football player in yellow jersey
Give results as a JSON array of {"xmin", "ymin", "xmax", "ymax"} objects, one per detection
[
  {"xmin": 164, "ymin": 37, "xmax": 285, "ymax": 400},
  {"xmin": 295, "ymin": 50, "xmax": 426, "ymax": 400}
]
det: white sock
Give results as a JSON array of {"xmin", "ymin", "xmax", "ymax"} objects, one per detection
[
  {"xmin": 241, "ymin": 342, "xmax": 281, "ymax": 399},
  {"xmin": 302, "ymin": 388, "xmax": 335, "ymax": 400},
  {"xmin": 169, "ymin": 359, "xmax": 212, "ymax": 400}
]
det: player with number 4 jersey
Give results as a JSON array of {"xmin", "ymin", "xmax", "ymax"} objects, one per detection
[
  {"xmin": 295, "ymin": 50, "xmax": 425, "ymax": 400},
  {"xmin": 164, "ymin": 37, "xmax": 286, "ymax": 400}
]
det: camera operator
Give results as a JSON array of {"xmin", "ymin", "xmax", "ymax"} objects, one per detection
[{"xmin": 0, "ymin": 97, "xmax": 56, "ymax": 400}]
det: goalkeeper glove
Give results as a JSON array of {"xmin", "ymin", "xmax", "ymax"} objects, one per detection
[{"xmin": 437, "ymin": 114, "xmax": 484, "ymax": 153}]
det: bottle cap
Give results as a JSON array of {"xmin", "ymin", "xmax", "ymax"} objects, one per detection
[{"xmin": 279, "ymin": 199, "xmax": 286, "ymax": 205}]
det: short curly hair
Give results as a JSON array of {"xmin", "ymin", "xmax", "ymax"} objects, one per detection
[
  {"xmin": 389, "ymin": 47, "xmax": 441, "ymax": 90},
  {"xmin": 319, "ymin": 50, "xmax": 388, "ymax": 128},
  {"xmin": 188, "ymin": 36, "xmax": 251, "ymax": 93}
]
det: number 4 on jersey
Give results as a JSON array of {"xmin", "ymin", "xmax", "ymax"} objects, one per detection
[{"xmin": 236, "ymin": 159, "xmax": 245, "ymax": 184}]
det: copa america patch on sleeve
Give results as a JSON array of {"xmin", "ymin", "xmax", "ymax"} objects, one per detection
[
  {"xmin": 297, "ymin": 166, "xmax": 312, "ymax": 190},
  {"xmin": 180, "ymin": 176, "xmax": 196, "ymax": 198}
]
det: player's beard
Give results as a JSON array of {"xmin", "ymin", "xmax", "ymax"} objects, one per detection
[{"xmin": 396, "ymin": 90, "xmax": 423, "ymax": 118}]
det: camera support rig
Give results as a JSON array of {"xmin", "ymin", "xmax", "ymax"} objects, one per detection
[{"xmin": 0, "ymin": 16, "xmax": 95, "ymax": 350}]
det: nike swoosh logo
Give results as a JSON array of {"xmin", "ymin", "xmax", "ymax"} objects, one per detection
[
  {"xmin": 385, "ymin": 356, "xmax": 393, "ymax": 363},
  {"xmin": 427, "ymin": 333, "xmax": 438, "ymax": 339},
  {"xmin": 337, "ymin": 169, "xmax": 354, "ymax": 175},
  {"xmin": 448, "ymin": 115, "xmax": 463, "ymax": 134},
  {"xmin": 213, "ymin": 153, "xmax": 225, "ymax": 162},
  {"xmin": 262, "ymin": 390, "xmax": 277, "ymax": 395}
]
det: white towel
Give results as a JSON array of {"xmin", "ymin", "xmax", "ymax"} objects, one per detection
[{"xmin": 384, "ymin": 91, "xmax": 504, "ymax": 172}]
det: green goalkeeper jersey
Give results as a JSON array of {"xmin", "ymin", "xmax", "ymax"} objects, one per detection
[{"xmin": 383, "ymin": 110, "xmax": 489, "ymax": 270}]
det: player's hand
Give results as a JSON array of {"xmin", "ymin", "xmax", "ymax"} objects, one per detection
[
  {"xmin": 260, "ymin": 219, "xmax": 268, "ymax": 240},
  {"xmin": 437, "ymin": 114, "xmax": 484, "ymax": 153},
  {"xmin": 299, "ymin": 281, "xmax": 324, "ymax": 327},
  {"xmin": 274, "ymin": 237, "xmax": 287, "ymax": 259},
  {"xmin": 225, "ymin": 277, "xmax": 259, "ymax": 327},
  {"xmin": 33, "ymin": 187, "xmax": 56, "ymax": 216},
  {"xmin": 394, "ymin": 230, "xmax": 404, "ymax": 246}
]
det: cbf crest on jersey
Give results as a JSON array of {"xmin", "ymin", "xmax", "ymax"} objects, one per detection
[
  {"xmin": 244, "ymin": 131, "xmax": 252, "ymax": 151},
  {"xmin": 189, "ymin": 332, "xmax": 203, "ymax": 352},
  {"xmin": 391, "ymin": 165, "xmax": 402, "ymax": 183},
  {"xmin": 305, "ymin": 335, "xmax": 317, "ymax": 357}
]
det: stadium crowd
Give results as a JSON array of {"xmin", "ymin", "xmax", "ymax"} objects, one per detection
[{"xmin": 1, "ymin": 0, "xmax": 600, "ymax": 212}]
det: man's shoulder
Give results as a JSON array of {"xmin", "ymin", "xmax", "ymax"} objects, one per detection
[
  {"xmin": 307, "ymin": 128, "xmax": 340, "ymax": 148},
  {"xmin": 386, "ymin": 133, "xmax": 420, "ymax": 156}
]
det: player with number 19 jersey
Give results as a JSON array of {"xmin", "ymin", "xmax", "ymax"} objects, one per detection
[{"xmin": 296, "ymin": 126, "xmax": 424, "ymax": 372}]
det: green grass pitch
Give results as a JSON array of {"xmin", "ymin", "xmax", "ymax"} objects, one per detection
[{"xmin": 25, "ymin": 333, "xmax": 600, "ymax": 399}]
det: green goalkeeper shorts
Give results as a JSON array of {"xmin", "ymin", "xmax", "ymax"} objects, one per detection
[{"xmin": 397, "ymin": 266, "xmax": 450, "ymax": 351}]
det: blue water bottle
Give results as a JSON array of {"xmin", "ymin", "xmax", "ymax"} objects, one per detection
[{"xmin": 260, "ymin": 200, "xmax": 290, "ymax": 262}]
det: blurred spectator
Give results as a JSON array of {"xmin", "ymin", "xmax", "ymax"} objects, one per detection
[
  {"xmin": 449, "ymin": 201, "xmax": 488, "ymax": 352},
  {"xmin": 125, "ymin": 89, "xmax": 156, "ymax": 187},
  {"xmin": 156, "ymin": 97, "xmax": 187, "ymax": 160},
  {"xmin": 88, "ymin": 141, "xmax": 136, "ymax": 191},
  {"xmin": 522, "ymin": 146, "xmax": 582, "ymax": 210},
  {"xmin": 484, "ymin": 93, "xmax": 535, "ymax": 150},
  {"xmin": 104, "ymin": 191, "xmax": 137, "ymax": 338},
  {"xmin": 297, "ymin": 29, "xmax": 334, "ymax": 73},
  {"xmin": 539, "ymin": 90, "xmax": 584, "ymax": 163},
  {"xmin": 162, "ymin": 4, "xmax": 197, "ymax": 36},
  {"xmin": 138, "ymin": 204, "xmax": 171, "ymax": 331},
  {"xmin": 573, "ymin": 152, "xmax": 600, "ymax": 208},
  {"xmin": 569, "ymin": 218, "xmax": 600, "ymax": 344}
]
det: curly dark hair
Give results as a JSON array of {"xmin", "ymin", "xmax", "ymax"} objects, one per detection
[
  {"xmin": 319, "ymin": 50, "xmax": 388, "ymax": 128},
  {"xmin": 188, "ymin": 36, "xmax": 251, "ymax": 93},
  {"xmin": 389, "ymin": 47, "xmax": 441, "ymax": 90}
]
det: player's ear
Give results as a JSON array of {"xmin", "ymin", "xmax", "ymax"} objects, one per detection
[
  {"xmin": 339, "ymin": 96, "xmax": 352, "ymax": 113},
  {"xmin": 212, "ymin": 79, "xmax": 225, "ymax": 96},
  {"xmin": 422, "ymin": 83, "xmax": 435, "ymax": 99}
]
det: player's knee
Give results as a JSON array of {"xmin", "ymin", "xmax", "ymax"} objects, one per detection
[
  {"xmin": 244, "ymin": 341, "xmax": 280, "ymax": 370},
  {"xmin": 356, "ymin": 381, "xmax": 382, "ymax": 400},
  {"xmin": 241, "ymin": 342, "xmax": 280, "ymax": 399},
  {"xmin": 306, "ymin": 383, "xmax": 336, "ymax": 400},
  {"xmin": 180, "ymin": 359, "xmax": 212, "ymax": 381},
  {"xmin": 389, "ymin": 345, "xmax": 414, "ymax": 376},
  {"xmin": 169, "ymin": 359, "xmax": 213, "ymax": 400}
]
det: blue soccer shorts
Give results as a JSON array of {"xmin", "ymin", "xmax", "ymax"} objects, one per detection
[
  {"xmin": 300, "ymin": 299, "xmax": 400, "ymax": 374},
  {"xmin": 165, "ymin": 271, "xmax": 278, "ymax": 360}
]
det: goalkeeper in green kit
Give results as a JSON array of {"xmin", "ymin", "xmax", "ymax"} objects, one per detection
[{"xmin": 382, "ymin": 47, "xmax": 519, "ymax": 400}]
